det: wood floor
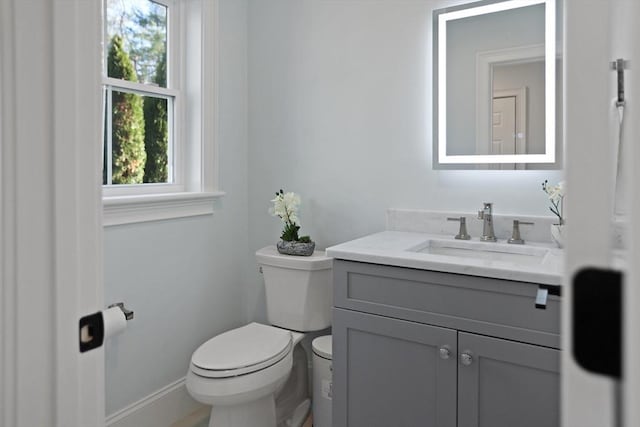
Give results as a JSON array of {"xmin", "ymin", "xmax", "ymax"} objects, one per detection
[
  {"xmin": 302, "ymin": 414, "xmax": 313, "ymax": 427},
  {"xmin": 171, "ymin": 406, "xmax": 314, "ymax": 427}
]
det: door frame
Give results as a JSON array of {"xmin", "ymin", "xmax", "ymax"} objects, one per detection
[
  {"xmin": 1, "ymin": 1, "xmax": 104, "ymax": 426},
  {"xmin": 563, "ymin": 0, "xmax": 616, "ymax": 426},
  {"xmin": 621, "ymin": 0, "xmax": 640, "ymax": 424}
]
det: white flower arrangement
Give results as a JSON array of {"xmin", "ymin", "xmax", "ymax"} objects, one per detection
[
  {"xmin": 542, "ymin": 180, "xmax": 565, "ymax": 225},
  {"xmin": 269, "ymin": 189, "xmax": 312, "ymax": 243}
]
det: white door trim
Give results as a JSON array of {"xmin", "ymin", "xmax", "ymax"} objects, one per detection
[
  {"xmin": 53, "ymin": 1, "xmax": 105, "ymax": 426},
  {"xmin": 0, "ymin": 1, "xmax": 17, "ymax": 424},
  {"xmin": 623, "ymin": 0, "xmax": 640, "ymax": 424},
  {"xmin": 1, "ymin": 0, "xmax": 104, "ymax": 426},
  {"xmin": 563, "ymin": 1, "xmax": 615, "ymax": 426}
]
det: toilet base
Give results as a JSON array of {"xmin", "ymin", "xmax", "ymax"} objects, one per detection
[{"xmin": 209, "ymin": 394, "xmax": 276, "ymax": 427}]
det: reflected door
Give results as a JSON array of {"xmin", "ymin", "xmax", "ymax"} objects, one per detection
[
  {"xmin": 492, "ymin": 96, "xmax": 517, "ymax": 155},
  {"xmin": 491, "ymin": 96, "xmax": 518, "ymax": 170}
]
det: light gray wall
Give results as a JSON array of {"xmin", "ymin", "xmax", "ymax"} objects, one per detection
[
  {"xmin": 247, "ymin": 0, "xmax": 563, "ymax": 323},
  {"xmin": 104, "ymin": 0, "xmax": 566, "ymax": 412},
  {"xmin": 104, "ymin": 0, "xmax": 249, "ymax": 415}
]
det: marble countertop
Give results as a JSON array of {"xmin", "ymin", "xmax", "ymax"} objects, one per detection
[{"xmin": 326, "ymin": 231, "xmax": 564, "ymax": 286}]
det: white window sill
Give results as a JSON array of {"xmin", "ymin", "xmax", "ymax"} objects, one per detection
[{"xmin": 103, "ymin": 191, "xmax": 226, "ymax": 227}]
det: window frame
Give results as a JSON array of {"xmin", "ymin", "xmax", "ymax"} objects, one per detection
[
  {"xmin": 102, "ymin": 79, "xmax": 180, "ymax": 192},
  {"xmin": 102, "ymin": 0, "xmax": 179, "ymax": 194},
  {"xmin": 101, "ymin": 0, "xmax": 224, "ymax": 225}
]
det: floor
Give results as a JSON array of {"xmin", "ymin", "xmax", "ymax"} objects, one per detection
[
  {"xmin": 170, "ymin": 406, "xmax": 208, "ymax": 427},
  {"xmin": 302, "ymin": 415, "xmax": 313, "ymax": 427},
  {"xmin": 171, "ymin": 406, "xmax": 313, "ymax": 427}
]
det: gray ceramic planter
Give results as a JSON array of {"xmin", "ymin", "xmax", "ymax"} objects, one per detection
[{"xmin": 276, "ymin": 240, "xmax": 316, "ymax": 256}]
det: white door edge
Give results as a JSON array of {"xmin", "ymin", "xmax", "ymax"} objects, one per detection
[
  {"xmin": 1, "ymin": 1, "xmax": 104, "ymax": 426},
  {"xmin": 563, "ymin": 0, "xmax": 616, "ymax": 426},
  {"xmin": 53, "ymin": 1, "xmax": 105, "ymax": 426},
  {"xmin": 623, "ymin": 0, "xmax": 640, "ymax": 424}
]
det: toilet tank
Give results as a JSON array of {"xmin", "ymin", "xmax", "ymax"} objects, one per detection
[{"xmin": 256, "ymin": 246, "xmax": 333, "ymax": 331}]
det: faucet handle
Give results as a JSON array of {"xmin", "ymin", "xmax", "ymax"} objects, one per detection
[
  {"xmin": 508, "ymin": 220, "xmax": 534, "ymax": 245},
  {"xmin": 447, "ymin": 217, "xmax": 471, "ymax": 240}
]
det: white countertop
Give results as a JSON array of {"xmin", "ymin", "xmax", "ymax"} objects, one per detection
[{"xmin": 326, "ymin": 231, "xmax": 564, "ymax": 286}]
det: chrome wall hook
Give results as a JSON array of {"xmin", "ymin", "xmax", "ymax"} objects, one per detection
[{"xmin": 611, "ymin": 58, "xmax": 629, "ymax": 108}]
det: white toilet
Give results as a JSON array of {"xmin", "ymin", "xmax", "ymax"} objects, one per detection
[{"xmin": 186, "ymin": 246, "xmax": 333, "ymax": 427}]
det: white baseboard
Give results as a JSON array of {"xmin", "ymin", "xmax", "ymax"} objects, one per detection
[{"xmin": 106, "ymin": 377, "xmax": 206, "ymax": 427}]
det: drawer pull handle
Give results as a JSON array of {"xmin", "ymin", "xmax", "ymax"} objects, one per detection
[
  {"xmin": 460, "ymin": 351, "xmax": 473, "ymax": 366},
  {"xmin": 439, "ymin": 346, "xmax": 451, "ymax": 360},
  {"xmin": 536, "ymin": 287, "xmax": 549, "ymax": 309}
]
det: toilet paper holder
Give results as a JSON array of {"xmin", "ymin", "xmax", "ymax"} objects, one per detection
[
  {"xmin": 108, "ymin": 302, "xmax": 134, "ymax": 321},
  {"xmin": 79, "ymin": 302, "xmax": 134, "ymax": 353}
]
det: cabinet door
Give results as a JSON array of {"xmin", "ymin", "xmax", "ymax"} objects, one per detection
[
  {"xmin": 458, "ymin": 332, "xmax": 560, "ymax": 427},
  {"xmin": 333, "ymin": 308, "xmax": 457, "ymax": 427}
]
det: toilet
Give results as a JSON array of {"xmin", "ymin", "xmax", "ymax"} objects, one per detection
[{"xmin": 186, "ymin": 246, "xmax": 333, "ymax": 427}]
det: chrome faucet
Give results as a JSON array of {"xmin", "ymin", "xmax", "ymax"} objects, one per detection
[{"xmin": 477, "ymin": 202, "xmax": 497, "ymax": 242}]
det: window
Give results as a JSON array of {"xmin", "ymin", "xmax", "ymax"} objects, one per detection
[
  {"xmin": 103, "ymin": 0, "xmax": 175, "ymax": 188},
  {"xmin": 101, "ymin": 0, "xmax": 223, "ymax": 225}
]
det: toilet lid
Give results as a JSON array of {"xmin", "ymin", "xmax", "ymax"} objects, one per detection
[{"xmin": 191, "ymin": 323, "xmax": 292, "ymax": 378}]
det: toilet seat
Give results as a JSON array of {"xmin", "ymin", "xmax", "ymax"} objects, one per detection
[{"xmin": 191, "ymin": 323, "xmax": 292, "ymax": 379}]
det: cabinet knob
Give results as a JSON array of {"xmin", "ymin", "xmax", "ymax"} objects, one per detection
[
  {"xmin": 460, "ymin": 351, "xmax": 473, "ymax": 366},
  {"xmin": 439, "ymin": 346, "xmax": 451, "ymax": 360}
]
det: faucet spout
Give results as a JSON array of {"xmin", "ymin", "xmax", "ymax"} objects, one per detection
[{"xmin": 478, "ymin": 202, "xmax": 497, "ymax": 242}]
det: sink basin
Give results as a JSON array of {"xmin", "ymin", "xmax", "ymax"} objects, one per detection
[{"xmin": 408, "ymin": 239, "xmax": 550, "ymax": 266}]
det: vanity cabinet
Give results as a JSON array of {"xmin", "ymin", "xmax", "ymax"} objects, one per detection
[
  {"xmin": 332, "ymin": 260, "xmax": 561, "ymax": 427},
  {"xmin": 333, "ymin": 309, "xmax": 457, "ymax": 427},
  {"xmin": 456, "ymin": 332, "xmax": 560, "ymax": 427}
]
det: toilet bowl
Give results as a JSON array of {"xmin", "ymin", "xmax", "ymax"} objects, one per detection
[
  {"xmin": 186, "ymin": 323, "xmax": 304, "ymax": 427},
  {"xmin": 186, "ymin": 246, "xmax": 333, "ymax": 427}
]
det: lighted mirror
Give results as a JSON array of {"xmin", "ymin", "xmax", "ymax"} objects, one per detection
[{"xmin": 433, "ymin": 0, "xmax": 560, "ymax": 169}]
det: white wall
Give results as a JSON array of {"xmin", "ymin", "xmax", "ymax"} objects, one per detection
[
  {"xmin": 246, "ymin": 0, "xmax": 563, "ymax": 322},
  {"xmin": 104, "ymin": 0, "xmax": 249, "ymax": 415}
]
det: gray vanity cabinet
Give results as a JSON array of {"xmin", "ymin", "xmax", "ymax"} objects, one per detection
[
  {"xmin": 332, "ymin": 260, "xmax": 561, "ymax": 427},
  {"xmin": 457, "ymin": 332, "xmax": 560, "ymax": 427},
  {"xmin": 333, "ymin": 308, "xmax": 457, "ymax": 427}
]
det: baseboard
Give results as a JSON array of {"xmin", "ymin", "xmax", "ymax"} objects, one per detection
[{"xmin": 106, "ymin": 377, "xmax": 206, "ymax": 427}]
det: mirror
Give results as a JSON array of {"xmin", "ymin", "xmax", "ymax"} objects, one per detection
[{"xmin": 433, "ymin": 0, "xmax": 560, "ymax": 169}]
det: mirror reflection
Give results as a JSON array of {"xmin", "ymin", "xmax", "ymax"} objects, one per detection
[{"xmin": 434, "ymin": 0, "xmax": 561, "ymax": 169}]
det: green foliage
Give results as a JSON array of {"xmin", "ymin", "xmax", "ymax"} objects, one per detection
[
  {"xmin": 143, "ymin": 55, "xmax": 168, "ymax": 183},
  {"xmin": 298, "ymin": 235, "xmax": 312, "ymax": 243},
  {"xmin": 108, "ymin": 35, "xmax": 146, "ymax": 184},
  {"xmin": 128, "ymin": 7, "xmax": 167, "ymax": 84},
  {"xmin": 280, "ymin": 222, "xmax": 300, "ymax": 242},
  {"xmin": 107, "ymin": 0, "xmax": 167, "ymax": 85},
  {"xmin": 105, "ymin": 3, "xmax": 170, "ymax": 185}
]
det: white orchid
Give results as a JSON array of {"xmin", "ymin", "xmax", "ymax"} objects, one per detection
[
  {"xmin": 270, "ymin": 191, "xmax": 301, "ymax": 226},
  {"xmin": 270, "ymin": 189, "xmax": 312, "ymax": 243},
  {"xmin": 542, "ymin": 180, "xmax": 565, "ymax": 225}
]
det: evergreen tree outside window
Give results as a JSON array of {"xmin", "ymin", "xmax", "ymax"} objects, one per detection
[{"xmin": 102, "ymin": 0, "xmax": 174, "ymax": 186}]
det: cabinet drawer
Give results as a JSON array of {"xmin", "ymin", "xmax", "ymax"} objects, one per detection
[{"xmin": 334, "ymin": 260, "xmax": 561, "ymax": 348}]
